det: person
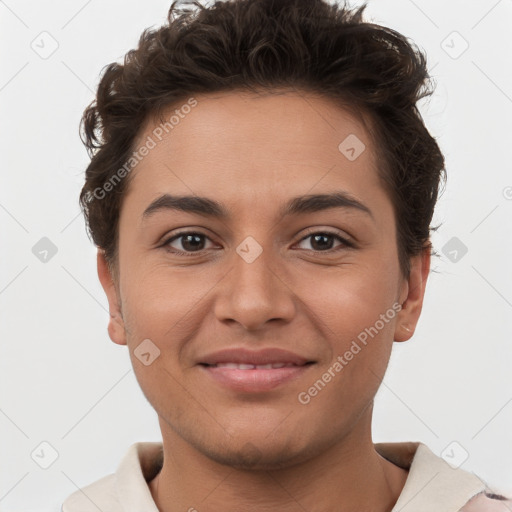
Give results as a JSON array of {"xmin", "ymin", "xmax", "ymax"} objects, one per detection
[{"xmin": 62, "ymin": 0, "xmax": 510, "ymax": 510}]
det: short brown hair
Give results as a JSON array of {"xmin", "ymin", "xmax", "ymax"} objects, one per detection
[{"xmin": 79, "ymin": 0, "xmax": 446, "ymax": 279}]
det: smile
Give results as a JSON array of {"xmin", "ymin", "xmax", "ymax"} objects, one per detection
[
  {"xmin": 199, "ymin": 361, "xmax": 315, "ymax": 393},
  {"xmin": 202, "ymin": 362, "xmax": 301, "ymax": 369}
]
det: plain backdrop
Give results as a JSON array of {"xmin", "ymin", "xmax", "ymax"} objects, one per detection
[{"xmin": 1, "ymin": 0, "xmax": 511, "ymax": 510}]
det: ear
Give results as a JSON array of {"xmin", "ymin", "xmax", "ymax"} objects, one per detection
[
  {"xmin": 97, "ymin": 249, "xmax": 127, "ymax": 346},
  {"xmin": 394, "ymin": 246, "xmax": 431, "ymax": 342}
]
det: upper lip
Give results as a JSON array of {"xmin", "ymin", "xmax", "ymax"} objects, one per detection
[{"xmin": 199, "ymin": 348, "xmax": 314, "ymax": 366}]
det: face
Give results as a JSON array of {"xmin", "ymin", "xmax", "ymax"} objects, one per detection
[{"xmin": 98, "ymin": 90, "xmax": 429, "ymax": 469}]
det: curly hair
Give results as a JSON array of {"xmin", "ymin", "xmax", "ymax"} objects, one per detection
[{"xmin": 79, "ymin": 0, "xmax": 446, "ymax": 280}]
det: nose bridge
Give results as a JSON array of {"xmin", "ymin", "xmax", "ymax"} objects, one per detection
[
  {"xmin": 237, "ymin": 235, "xmax": 274, "ymax": 283},
  {"xmin": 213, "ymin": 231, "xmax": 296, "ymax": 329},
  {"xmin": 232, "ymin": 233, "xmax": 280, "ymax": 302}
]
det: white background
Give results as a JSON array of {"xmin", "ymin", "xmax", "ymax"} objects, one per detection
[{"xmin": 1, "ymin": 0, "xmax": 511, "ymax": 510}]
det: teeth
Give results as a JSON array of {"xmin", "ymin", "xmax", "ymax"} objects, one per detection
[{"xmin": 211, "ymin": 363, "xmax": 297, "ymax": 369}]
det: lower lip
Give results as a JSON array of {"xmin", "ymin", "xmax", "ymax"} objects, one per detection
[{"xmin": 199, "ymin": 364, "xmax": 314, "ymax": 393}]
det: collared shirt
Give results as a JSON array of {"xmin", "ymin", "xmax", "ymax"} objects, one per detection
[{"xmin": 62, "ymin": 441, "xmax": 510, "ymax": 511}]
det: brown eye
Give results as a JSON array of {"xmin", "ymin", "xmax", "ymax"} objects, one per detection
[
  {"xmin": 296, "ymin": 232, "xmax": 353, "ymax": 252},
  {"xmin": 163, "ymin": 232, "xmax": 215, "ymax": 255}
]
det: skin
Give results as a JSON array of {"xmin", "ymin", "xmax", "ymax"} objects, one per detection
[{"xmin": 97, "ymin": 90, "xmax": 430, "ymax": 512}]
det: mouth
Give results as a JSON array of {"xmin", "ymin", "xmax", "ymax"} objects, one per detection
[
  {"xmin": 197, "ymin": 348, "xmax": 316, "ymax": 393},
  {"xmin": 200, "ymin": 362, "xmax": 312, "ymax": 369}
]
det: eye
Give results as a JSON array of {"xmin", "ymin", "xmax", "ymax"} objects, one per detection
[
  {"xmin": 162, "ymin": 231, "xmax": 216, "ymax": 256},
  {"xmin": 161, "ymin": 229, "xmax": 354, "ymax": 257},
  {"xmin": 295, "ymin": 231, "xmax": 354, "ymax": 252}
]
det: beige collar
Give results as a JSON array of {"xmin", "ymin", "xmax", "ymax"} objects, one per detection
[
  {"xmin": 63, "ymin": 441, "xmax": 488, "ymax": 512},
  {"xmin": 375, "ymin": 442, "xmax": 486, "ymax": 511}
]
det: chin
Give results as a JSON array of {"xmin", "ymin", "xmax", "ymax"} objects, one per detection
[
  {"xmin": 201, "ymin": 443, "xmax": 307, "ymax": 471},
  {"xmin": 190, "ymin": 429, "xmax": 327, "ymax": 472}
]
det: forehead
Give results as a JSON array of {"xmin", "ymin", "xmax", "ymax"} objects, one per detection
[{"xmin": 124, "ymin": 90, "xmax": 383, "ymax": 216}]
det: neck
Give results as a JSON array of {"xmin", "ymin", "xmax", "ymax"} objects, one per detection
[{"xmin": 148, "ymin": 409, "xmax": 408, "ymax": 512}]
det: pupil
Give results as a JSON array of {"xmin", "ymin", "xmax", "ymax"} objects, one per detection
[
  {"xmin": 312, "ymin": 234, "xmax": 333, "ymax": 251},
  {"xmin": 182, "ymin": 234, "xmax": 204, "ymax": 251}
]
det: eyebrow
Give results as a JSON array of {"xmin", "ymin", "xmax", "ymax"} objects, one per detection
[{"xmin": 141, "ymin": 191, "xmax": 374, "ymax": 223}]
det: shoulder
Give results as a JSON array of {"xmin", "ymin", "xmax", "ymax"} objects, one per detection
[
  {"xmin": 61, "ymin": 442, "xmax": 163, "ymax": 512},
  {"xmin": 61, "ymin": 473, "xmax": 120, "ymax": 512},
  {"xmin": 460, "ymin": 491, "xmax": 512, "ymax": 511}
]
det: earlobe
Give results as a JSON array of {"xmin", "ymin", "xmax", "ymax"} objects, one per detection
[
  {"xmin": 394, "ymin": 247, "xmax": 431, "ymax": 343},
  {"xmin": 97, "ymin": 249, "xmax": 127, "ymax": 346}
]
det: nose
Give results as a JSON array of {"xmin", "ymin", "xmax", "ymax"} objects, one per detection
[{"xmin": 213, "ymin": 242, "xmax": 296, "ymax": 331}]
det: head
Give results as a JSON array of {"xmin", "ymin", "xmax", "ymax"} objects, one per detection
[{"xmin": 81, "ymin": 0, "xmax": 445, "ymax": 469}]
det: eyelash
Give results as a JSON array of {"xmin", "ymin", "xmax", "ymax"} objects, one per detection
[{"xmin": 161, "ymin": 230, "xmax": 354, "ymax": 257}]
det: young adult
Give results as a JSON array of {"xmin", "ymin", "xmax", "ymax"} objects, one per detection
[{"xmin": 63, "ymin": 0, "xmax": 510, "ymax": 510}]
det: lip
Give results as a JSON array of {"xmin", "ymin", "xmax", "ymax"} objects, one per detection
[
  {"xmin": 198, "ymin": 348, "xmax": 315, "ymax": 393},
  {"xmin": 198, "ymin": 347, "xmax": 313, "ymax": 366}
]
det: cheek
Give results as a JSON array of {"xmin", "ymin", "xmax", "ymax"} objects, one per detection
[
  {"xmin": 305, "ymin": 261, "xmax": 399, "ymax": 335},
  {"xmin": 300, "ymin": 262, "xmax": 400, "ymax": 395},
  {"xmin": 300, "ymin": 282, "xmax": 398, "ymax": 422},
  {"xmin": 120, "ymin": 263, "xmax": 213, "ymax": 342}
]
